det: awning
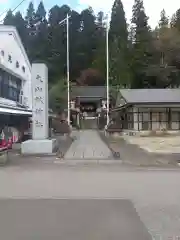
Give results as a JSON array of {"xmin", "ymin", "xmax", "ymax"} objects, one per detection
[{"xmin": 0, "ymin": 107, "xmax": 32, "ymax": 116}]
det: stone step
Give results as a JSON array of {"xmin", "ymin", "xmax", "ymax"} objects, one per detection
[{"xmin": 54, "ymin": 159, "xmax": 123, "ymax": 165}]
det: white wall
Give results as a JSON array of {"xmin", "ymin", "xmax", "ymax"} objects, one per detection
[
  {"xmin": 133, "ymin": 107, "xmax": 139, "ymax": 130},
  {"xmin": 0, "ymin": 26, "xmax": 32, "ymax": 110},
  {"xmin": 133, "ymin": 105, "xmax": 180, "ymax": 131}
]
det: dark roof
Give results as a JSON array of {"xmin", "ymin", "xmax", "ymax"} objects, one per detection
[
  {"xmin": 76, "ymin": 97, "xmax": 103, "ymax": 103},
  {"xmin": 119, "ymin": 89, "xmax": 180, "ymax": 104},
  {"xmin": 71, "ymin": 86, "xmax": 107, "ymax": 99}
]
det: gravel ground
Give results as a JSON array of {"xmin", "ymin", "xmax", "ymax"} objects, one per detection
[
  {"xmin": 124, "ymin": 135, "xmax": 180, "ymax": 154},
  {"xmin": 99, "ymin": 131, "xmax": 178, "ymax": 166}
]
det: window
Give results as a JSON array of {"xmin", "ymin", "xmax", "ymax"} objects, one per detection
[
  {"xmin": 171, "ymin": 110, "xmax": 179, "ymax": 121},
  {"xmin": 152, "ymin": 112, "xmax": 159, "ymax": 122},
  {"xmin": 1, "ymin": 82, "xmax": 9, "ymax": 98},
  {"xmin": 8, "ymin": 55, "xmax": 12, "ymax": 63},
  {"xmin": 1, "ymin": 50, "xmax": 4, "ymax": 56},
  {"xmin": 0, "ymin": 70, "xmax": 21, "ymax": 101},
  {"xmin": 7, "ymin": 85, "xmax": 19, "ymax": 102},
  {"xmin": 16, "ymin": 61, "xmax": 19, "ymax": 68},
  {"xmin": 16, "ymin": 78, "xmax": 21, "ymax": 88},
  {"xmin": 22, "ymin": 66, "xmax": 25, "ymax": 73},
  {"xmin": 8, "ymin": 74, "xmax": 12, "ymax": 82}
]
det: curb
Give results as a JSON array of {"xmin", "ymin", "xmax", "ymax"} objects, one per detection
[{"xmin": 98, "ymin": 131, "xmax": 121, "ymax": 160}]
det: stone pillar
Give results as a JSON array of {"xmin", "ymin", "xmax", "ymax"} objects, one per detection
[
  {"xmin": 21, "ymin": 63, "xmax": 57, "ymax": 155},
  {"xmin": 32, "ymin": 63, "xmax": 48, "ymax": 140}
]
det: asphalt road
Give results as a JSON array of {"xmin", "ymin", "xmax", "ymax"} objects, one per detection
[
  {"xmin": 0, "ymin": 199, "xmax": 151, "ymax": 240},
  {"xmin": 0, "ymin": 160, "xmax": 180, "ymax": 240}
]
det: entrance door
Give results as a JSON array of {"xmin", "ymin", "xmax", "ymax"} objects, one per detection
[
  {"xmin": 81, "ymin": 116, "xmax": 98, "ymax": 129},
  {"xmin": 80, "ymin": 102, "xmax": 98, "ymax": 129}
]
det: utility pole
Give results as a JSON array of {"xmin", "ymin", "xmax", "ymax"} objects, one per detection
[
  {"xmin": 66, "ymin": 13, "xmax": 70, "ymax": 125},
  {"xmin": 58, "ymin": 14, "xmax": 71, "ymax": 125},
  {"xmin": 106, "ymin": 14, "xmax": 110, "ymax": 127}
]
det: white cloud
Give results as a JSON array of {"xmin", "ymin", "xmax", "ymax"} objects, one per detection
[{"xmin": 78, "ymin": 0, "xmax": 180, "ymax": 27}]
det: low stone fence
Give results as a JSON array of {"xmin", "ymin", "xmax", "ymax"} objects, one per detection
[{"xmin": 106, "ymin": 129, "xmax": 180, "ymax": 138}]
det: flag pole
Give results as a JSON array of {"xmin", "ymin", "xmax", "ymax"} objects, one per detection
[
  {"xmin": 67, "ymin": 13, "xmax": 70, "ymax": 125},
  {"xmin": 106, "ymin": 14, "xmax": 109, "ymax": 127}
]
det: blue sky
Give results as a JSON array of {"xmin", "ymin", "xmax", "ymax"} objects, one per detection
[
  {"xmin": 0, "ymin": 0, "xmax": 180, "ymax": 27},
  {"xmin": 0, "ymin": 0, "xmax": 80, "ymax": 17}
]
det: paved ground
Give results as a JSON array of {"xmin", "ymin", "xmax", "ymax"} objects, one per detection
[
  {"xmin": 1, "ymin": 130, "xmax": 180, "ymax": 239},
  {"xmin": 1, "ymin": 161, "xmax": 180, "ymax": 239},
  {"xmin": 0, "ymin": 199, "xmax": 151, "ymax": 240},
  {"xmin": 64, "ymin": 130, "xmax": 112, "ymax": 159}
]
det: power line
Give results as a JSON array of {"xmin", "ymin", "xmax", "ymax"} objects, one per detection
[
  {"xmin": 0, "ymin": 0, "xmax": 27, "ymax": 23},
  {"xmin": 0, "ymin": 9, "xmax": 9, "ymax": 20},
  {"xmin": 11, "ymin": 0, "xmax": 27, "ymax": 14}
]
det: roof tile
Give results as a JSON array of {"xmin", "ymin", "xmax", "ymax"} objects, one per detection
[{"xmin": 119, "ymin": 89, "xmax": 180, "ymax": 104}]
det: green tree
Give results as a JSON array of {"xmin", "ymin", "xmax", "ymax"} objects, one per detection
[
  {"xmin": 33, "ymin": 1, "xmax": 48, "ymax": 60},
  {"xmin": 3, "ymin": 10, "xmax": 14, "ymax": 25},
  {"xmin": 172, "ymin": 9, "xmax": 180, "ymax": 30},
  {"xmin": 151, "ymin": 27, "xmax": 180, "ymax": 87},
  {"xmin": 69, "ymin": 10, "xmax": 81, "ymax": 79},
  {"xmin": 159, "ymin": 9, "xmax": 169, "ymax": 28},
  {"xmin": 36, "ymin": 1, "xmax": 46, "ymax": 22},
  {"xmin": 170, "ymin": 13, "xmax": 176, "ymax": 28},
  {"xmin": 49, "ymin": 79, "xmax": 68, "ymax": 112},
  {"xmin": 13, "ymin": 11, "xmax": 27, "ymax": 46},
  {"xmin": 47, "ymin": 5, "xmax": 71, "ymax": 83},
  {"xmin": 109, "ymin": 0, "xmax": 128, "ymax": 40},
  {"xmin": 3, "ymin": 10, "xmax": 28, "ymax": 53},
  {"xmin": 25, "ymin": 2, "xmax": 37, "ymax": 61},
  {"xmin": 92, "ymin": 11, "xmax": 106, "ymax": 77},
  {"xmin": 25, "ymin": 1, "xmax": 36, "ymax": 30},
  {"xmin": 130, "ymin": 0, "xmax": 153, "ymax": 88},
  {"xmin": 109, "ymin": 0, "xmax": 131, "ymax": 87},
  {"xmin": 77, "ymin": 68, "xmax": 104, "ymax": 85},
  {"xmin": 78, "ymin": 8, "xmax": 97, "ymax": 71},
  {"xmin": 144, "ymin": 10, "xmax": 180, "ymax": 88}
]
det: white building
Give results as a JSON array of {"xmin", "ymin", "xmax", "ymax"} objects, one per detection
[
  {"xmin": 0, "ymin": 25, "xmax": 32, "ymax": 141},
  {"xmin": 112, "ymin": 89, "xmax": 180, "ymax": 132},
  {"xmin": 0, "ymin": 25, "xmax": 32, "ymax": 115}
]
